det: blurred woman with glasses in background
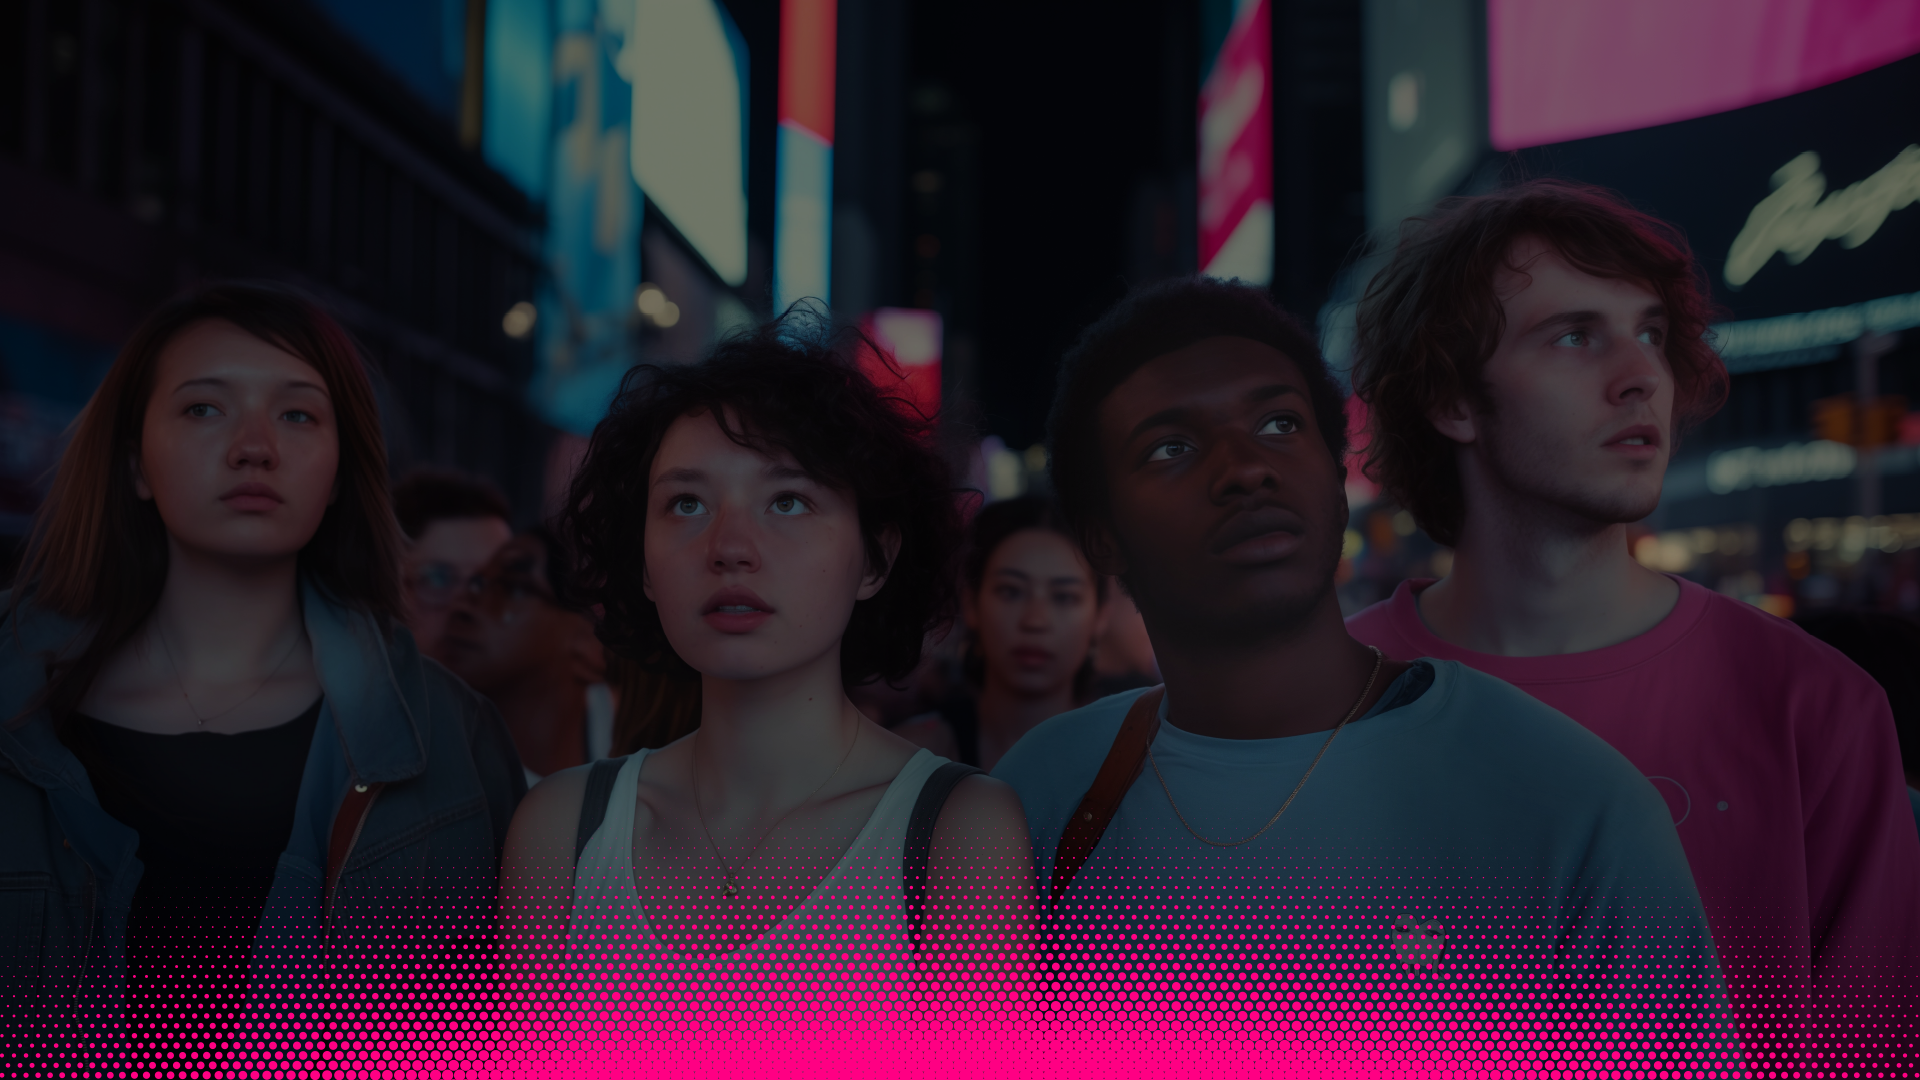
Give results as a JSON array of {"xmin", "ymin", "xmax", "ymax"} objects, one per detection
[
  {"xmin": 392, "ymin": 466, "xmax": 513, "ymax": 663},
  {"xmin": 439, "ymin": 526, "xmax": 615, "ymax": 787}
]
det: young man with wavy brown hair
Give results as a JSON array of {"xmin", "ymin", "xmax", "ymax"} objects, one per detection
[{"xmin": 1346, "ymin": 180, "xmax": 1920, "ymax": 1069}]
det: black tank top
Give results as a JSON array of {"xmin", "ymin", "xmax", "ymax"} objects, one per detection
[{"xmin": 67, "ymin": 698, "xmax": 322, "ymax": 1021}]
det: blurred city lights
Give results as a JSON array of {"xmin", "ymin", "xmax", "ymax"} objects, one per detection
[
  {"xmin": 635, "ymin": 284, "xmax": 681, "ymax": 328},
  {"xmin": 1387, "ymin": 71, "xmax": 1420, "ymax": 132},
  {"xmin": 1705, "ymin": 440, "xmax": 1856, "ymax": 494},
  {"xmin": 502, "ymin": 301, "xmax": 538, "ymax": 339},
  {"xmin": 986, "ymin": 446, "xmax": 1026, "ymax": 501}
]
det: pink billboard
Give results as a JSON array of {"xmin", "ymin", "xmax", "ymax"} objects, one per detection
[
  {"xmin": 1198, "ymin": 0, "xmax": 1273, "ymax": 282},
  {"xmin": 1490, "ymin": 0, "xmax": 1920, "ymax": 150}
]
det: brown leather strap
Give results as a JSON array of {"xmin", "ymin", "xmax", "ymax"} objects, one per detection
[
  {"xmin": 325, "ymin": 780, "xmax": 384, "ymax": 914},
  {"xmin": 1048, "ymin": 687, "xmax": 1163, "ymax": 909}
]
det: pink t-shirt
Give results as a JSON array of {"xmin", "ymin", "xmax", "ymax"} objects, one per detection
[{"xmin": 1349, "ymin": 577, "xmax": 1920, "ymax": 1059}]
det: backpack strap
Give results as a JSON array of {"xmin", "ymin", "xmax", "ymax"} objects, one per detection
[
  {"xmin": 903, "ymin": 760, "xmax": 984, "ymax": 950},
  {"xmin": 574, "ymin": 756, "xmax": 628, "ymax": 866},
  {"xmin": 1049, "ymin": 687, "xmax": 1164, "ymax": 909}
]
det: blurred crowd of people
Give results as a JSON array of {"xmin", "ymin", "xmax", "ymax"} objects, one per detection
[
  {"xmin": 4, "ymin": 179, "xmax": 1918, "ymax": 1073},
  {"xmin": 389, "ymin": 474, "xmax": 1162, "ymax": 780}
]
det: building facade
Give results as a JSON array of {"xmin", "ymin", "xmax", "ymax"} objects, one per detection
[{"xmin": 0, "ymin": 0, "xmax": 550, "ymax": 570}]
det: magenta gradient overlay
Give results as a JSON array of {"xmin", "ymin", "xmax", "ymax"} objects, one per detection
[
  {"xmin": 197, "ymin": 964, "xmax": 1746, "ymax": 1078},
  {"xmin": 228, "ymin": 1002, "xmax": 1739, "ymax": 1077},
  {"xmin": 1488, "ymin": 0, "xmax": 1920, "ymax": 150}
]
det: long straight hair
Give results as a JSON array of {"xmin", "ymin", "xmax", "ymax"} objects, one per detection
[
  {"xmin": 958, "ymin": 495, "xmax": 1107, "ymax": 700},
  {"xmin": 8, "ymin": 281, "xmax": 405, "ymax": 725}
]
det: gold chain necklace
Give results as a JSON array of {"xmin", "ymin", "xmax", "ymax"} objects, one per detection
[
  {"xmin": 157, "ymin": 621, "xmax": 304, "ymax": 729},
  {"xmin": 690, "ymin": 720, "xmax": 860, "ymax": 899},
  {"xmin": 1148, "ymin": 645, "xmax": 1384, "ymax": 848}
]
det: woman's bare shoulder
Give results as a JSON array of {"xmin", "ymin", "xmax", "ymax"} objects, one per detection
[
  {"xmin": 506, "ymin": 762, "xmax": 597, "ymax": 861},
  {"xmin": 937, "ymin": 772, "xmax": 1028, "ymax": 837},
  {"xmin": 888, "ymin": 712, "xmax": 960, "ymax": 760}
]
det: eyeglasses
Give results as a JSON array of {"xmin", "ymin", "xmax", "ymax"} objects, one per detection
[
  {"xmin": 462, "ymin": 564, "xmax": 558, "ymax": 624},
  {"xmin": 408, "ymin": 562, "xmax": 464, "ymax": 610}
]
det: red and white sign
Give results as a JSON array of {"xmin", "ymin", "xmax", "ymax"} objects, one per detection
[
  {"xmin": 859, "ymin": 307, "xmax": 943, "ymax": 423},
  {"xmin": 1198, "ymin": 0, "xmax": 1273, "ymax": 283}
]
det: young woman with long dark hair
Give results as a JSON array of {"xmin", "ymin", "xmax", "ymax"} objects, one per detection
[
  {"xmin": 0, "ymin": 282, "xmax": 523, "ymax": 1052},
  {"xmin": 893, "ymin": 496, "xmax": 1109, "ymax": 770},
  {"xmin": 499, "ymin": 315, "xmax": 1031, "ymax": 997}
]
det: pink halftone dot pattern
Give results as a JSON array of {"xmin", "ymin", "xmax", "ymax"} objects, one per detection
[
  {"xmin": 1488, "ymin": 0, "xmax": 1920, "ymax": 149},
  {"xmin": 34, "ymin": 921, "xmax": 1908, "ymax": 1076},
  {"xmin": 462, "ymin": 837, "xmax": 1753, "ymax": 1078},
  {"xmin": 21, "ymin": 796, "xmax": 1906, "ymax": 1072}
]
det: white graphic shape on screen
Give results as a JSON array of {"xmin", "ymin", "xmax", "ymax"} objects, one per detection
[{"xmin": 627, "ymin": 0, "xmax": 749, "ymax": 285}]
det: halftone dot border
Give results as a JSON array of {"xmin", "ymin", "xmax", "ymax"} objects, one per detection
[{"xmin": 14, "ymin": 835, "xmax": 1911, "ymax": 1077}]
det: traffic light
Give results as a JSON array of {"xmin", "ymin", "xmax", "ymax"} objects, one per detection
[
  {"xmin": 1810, "ymin": 394, "xmax": 1912, "ymax": 447},
  {"xmin": 1813, "ymin": 396, "xmax": 1855, "ymax": 443},
  {"xmin": 1863, "ymin": 395, "xmax": 1909, "ymax": 446}
]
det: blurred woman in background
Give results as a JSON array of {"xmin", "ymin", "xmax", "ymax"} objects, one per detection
[
  {"xmin": 894, "ymin": 496, "xmax": 1109, "ymax": 770},
  {"xmin": 0, "ymin": 282, "xmax": 522, "ymax": 1053}
]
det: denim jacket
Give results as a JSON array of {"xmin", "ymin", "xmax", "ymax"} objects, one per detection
[{"xmin": 0, "ymin": 580, "xmax": 525, "ymax": 1051}]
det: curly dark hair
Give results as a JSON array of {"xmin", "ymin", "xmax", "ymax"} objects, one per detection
[
  {"xmin": 392, "ymin": 466, "xmax": 510, "ymax": 540},
  {"xmin": 517, "ymin": 524, "xmax": 586, "ymax": 614},
  {"xmin": 560, "ymin": 312, "xmax": 965, "ymax": 688},
  {"xmin": 1350, "ymin": 179, "xmax": 1729, "ymax": 547},
  {"xmin": 1046, "ymin": 276, "xmax": 1349, "ymax": 553}
]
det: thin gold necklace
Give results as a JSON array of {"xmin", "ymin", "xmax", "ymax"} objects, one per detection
[
  {"xmin": 690, "ymin": 720, "xmax": 861, "ymax": 899},
  {"xmin": 157, "ymin": 621, "xmax": 304, "ymax": 729},
  {"xmin": 1148, "ymin": 645, "xmax": 1384, "ymax": 847}
]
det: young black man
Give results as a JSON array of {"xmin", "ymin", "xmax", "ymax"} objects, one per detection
[{"xmin": 992, "ymin": 277, "xmax": 1736, "ymax": 1067}]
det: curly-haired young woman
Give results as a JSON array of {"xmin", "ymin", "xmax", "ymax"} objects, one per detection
[{"xmin": 498, "ymin": 314, "xmax": 1032, "ymax": 1002}]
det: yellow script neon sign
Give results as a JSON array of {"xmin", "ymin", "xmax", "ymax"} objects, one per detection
[{"xmin": 1725, "ymin": 145, "xmax": 1920, "ymax": 288}]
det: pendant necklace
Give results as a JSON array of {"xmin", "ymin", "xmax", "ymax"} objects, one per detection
[
  {"xmin": 1149, "ymin": 645, "xmax": 1384, "ymax": 847},
  {"xmin": 158, "ymin": 620, "xmax": 304, "ymax": 729},
  {"xmin": 691, "ymin": 720, "xmax": 861, "ymax": 900}
]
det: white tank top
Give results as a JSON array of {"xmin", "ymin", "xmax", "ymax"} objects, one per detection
[{"xmin": 566, "ymin": 746, "xmax": 947, "ymax": 981}]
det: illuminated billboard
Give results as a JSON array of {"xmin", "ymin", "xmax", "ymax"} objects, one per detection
[
  {"xmin": 1198, "ymin": 0, "xmax": 1272, "ymax": 284},
  {"xmin": 1362, "ymin": 0, "xmax": 1483, "ymax": 231},
  {"xmin": 1501, "ymin": 54, "xmax": 1920, "ymax": 328},
  {"xmin": 630, "ymin": 0, "xmax": 752, "ymax": 286},
  {"xmin": 535, "ymin": 0, "xmax": 644, "ymax": 436},
  {"xmin": 1489, "ymin": 0, "xmax": 1920, "ymax": 150},
  {"xmin": 482, "ymin": 0, "xmax": 553, "ymax": 198},
  {"xmin": 775, "ymin": 0, "xmax": 837, "ymax": 311}
]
